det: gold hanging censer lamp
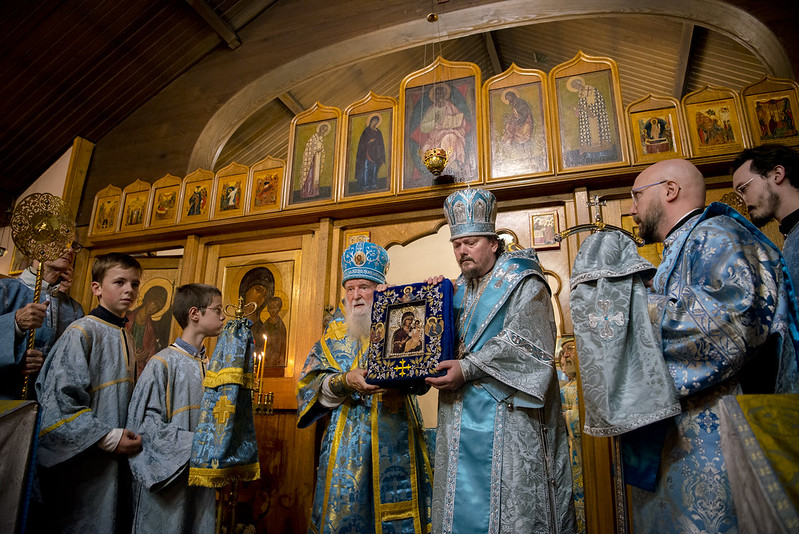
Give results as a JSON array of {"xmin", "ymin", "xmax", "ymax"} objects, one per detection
[
  {"xmin": 423, "ymin": 147, "xmax": 455, "ymax": 185},
  {"xmin": 11, "ymin": 193, "xmax": 76, "ymax": 399}
]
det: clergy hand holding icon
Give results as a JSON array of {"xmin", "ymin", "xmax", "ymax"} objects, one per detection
[{"xmin": 427, "ymin": 187, "xmax": 576, "ymax": 533}]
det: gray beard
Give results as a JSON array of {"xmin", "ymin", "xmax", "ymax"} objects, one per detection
[{"xmin": 345, "ymin": 302, "xmax": 372, "ymax": 340}]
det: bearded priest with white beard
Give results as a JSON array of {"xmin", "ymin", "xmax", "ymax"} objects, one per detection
[{"xmin": 297, "ymin": 241, "xmax": 433, "ymax": 533}]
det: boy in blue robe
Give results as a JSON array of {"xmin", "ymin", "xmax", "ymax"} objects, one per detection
[
  {"xmin": 35, "ymin": 252, "xmax": 144, "ymax": 533},
  {"xmin": 128, "ymin": 283, "xmax": 224, "ymax": 533}
]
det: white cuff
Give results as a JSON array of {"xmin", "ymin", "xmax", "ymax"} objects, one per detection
[
  {"xmin": 98, "ymin": 428, "xmax": 123, "ymax": 452},
  {"xmin": 319, "ymin": 375, "xmax": 347, "ymax": 409}
]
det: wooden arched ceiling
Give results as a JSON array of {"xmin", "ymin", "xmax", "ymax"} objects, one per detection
[
  {"xmin": 189, "ymin": 0, "xmax": 795, "ymax": 173},
  {"xmin": 0, "ymin": 0, "xmax": 796, "ymax": 226},
  {"xmin": 213, "ymin": 16, "xmax": 773, "ymax": 172}
]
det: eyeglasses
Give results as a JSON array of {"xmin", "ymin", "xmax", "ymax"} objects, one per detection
[
  {"xmin": 735, "ymin": 176, "xmax": 757, "ymax": 199},
  {"xmin": 630, "ymin": 180, "xmax": 668, "ymax": 205},
  {"xmin": 201, "ymin": 306, "xmax": 225, "ymax": 316},
  {"xmin": 68, "ymin": 241, "xmax": 83, "ymax": 253}
]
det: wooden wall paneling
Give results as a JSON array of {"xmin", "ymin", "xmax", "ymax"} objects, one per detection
[
  {"xmin": 242, "ymin": 410, "xmax": 317, "ymax": 534},
  {"xmin": 327, "ymin": 224, "xmax": 343, "ymax": 310},
  {"xmin": 580, "ymin": 432, "xmax": 619, "ymax": 533},
  {"xmin": 71, "ymin": 226, "xmax": 92, "ymax": 312},
  {"xmin": 62, "ymin": 137, "xmax": 94, "ymax": 218},
  {"xmin": 78, "ymin": 247, "xmax": 99, "ymax": 313},
  {"xmin": 562, "ymin": 196, "xmax": 580, "ymax": 284},
  {"xmin": 371, "ymin": 218, "xmax": 443, "ymax": 250},
  {"xmin": 297, "ymin": 222, "xmax": 333, "ymax": 408},
  {"xmin": 216, "ymin": 235, "xmax": 304, "ymax": 259},
  {"xmin": 180, "ymin": 235, "xmax": 201, "ymax": 286}
]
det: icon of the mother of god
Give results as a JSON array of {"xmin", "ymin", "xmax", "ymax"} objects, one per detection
[{"xmin": 239, "ymin": 267, "xmax": 275, "ymax": 354}]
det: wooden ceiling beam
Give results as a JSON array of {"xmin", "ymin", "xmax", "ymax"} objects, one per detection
[
  {"xmin": 184, "ymin": 0, "xmax": 241, "ymax": 50},
  {"xmin": 278, "ymin": 92, "xmax": 306, "ymax": 115},
  {"xmin": 672, "ymin": 22, "xmax": 697, "ymax": 99},
  {"xmin": 483, "ymin": 31, "xmax": 504, "ymax": 77}
]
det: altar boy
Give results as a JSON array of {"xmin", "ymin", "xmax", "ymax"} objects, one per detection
[
  {"xmin": 36, "ymin": 252, "xmax": 144, "ymax": 533},
  {"xmin": 127, "ymin": 283, "xmax": 225, "ymax": 533}
]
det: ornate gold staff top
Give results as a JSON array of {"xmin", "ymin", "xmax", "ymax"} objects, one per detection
[
  {"xmin": 224, "ymin": 296, "xmax": 256, "ymax": 320},
  {"xmin": 10, "ymin": 193, "xmax": 76, "ymax": 399}
]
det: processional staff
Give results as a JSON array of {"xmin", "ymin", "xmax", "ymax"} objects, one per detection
[
  {"xmin": 10, "ymin": 193, "xmax": 77, "ymax": 399},
  {"xmin": 556, "ymin": 194, "xmax": 644, "ymax": 246}
]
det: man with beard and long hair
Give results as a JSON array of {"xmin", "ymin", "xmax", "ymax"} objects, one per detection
[
  {"xmin": 626, "ymin": 158, "xmax": 799, "ymax": 533},
  {"xmin": 426, "ymin": 188, "xmax": 575, "ymax": 534},
  {"xmin": 732, "ymin": 144, "xmax": 799, "ymax": 285},
  {"xmin": 296, "ymin": 241, "xmax": 433, "ymax": 533}
]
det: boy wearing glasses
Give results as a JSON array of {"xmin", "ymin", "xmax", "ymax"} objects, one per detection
[{"xmin": 127, "ymin": 283, "xmax": 225, "ymax": 533}]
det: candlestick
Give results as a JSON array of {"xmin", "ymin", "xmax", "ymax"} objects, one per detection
[
  {"xmin": 253, "ymin": 352, "xmax": 259, "ymax": 395},
  {"xmin": 258, "ymin": 352, "xmax": 264, "ymax": 396}
]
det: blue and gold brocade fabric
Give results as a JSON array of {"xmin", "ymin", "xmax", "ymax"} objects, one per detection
[
  {"xmin": 189, "ymin": 317, "xmax": 260, "ymax": 487},
  {"xmin": 297, "ymin": 306, "xmax": 433, "ymax": 534}
]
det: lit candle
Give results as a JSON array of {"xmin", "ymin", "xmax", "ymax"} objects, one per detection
[
  {"xmin": 253, "ymin": 352, "xmax": 261, "ymax": 399},
  {"xmin": 256, "ymin": 352, "xmax": 263, "ymax": 396}
]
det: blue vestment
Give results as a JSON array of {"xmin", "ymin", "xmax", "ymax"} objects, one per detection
[
  {"xmin": 188, "ymin": 318, "xmax": 259, "ymax": 487},
  {"xmin": 631, "ymin": 203, "xmax": 799, "ymax": 533},
  {"xmin": 297, "ymin": 305, "xmax": 433, "ymax": 534},
  {"xmin": 0, "ymin": 272, "xmax": 83, "ymax": 399},
  {"xmin": 570, "ymin": 231, "xmax": 680, "ymax": 439},
  {"xmin": 128, "ymin": 343, "xmax": 216, "ymax": 533},
  {"xmin": 431, "ymin": 249, "xmax": 575, "ymax": 534},
  {"xmin": 35, "ymin": 311, "xmax": 135, "ymax": 533},
  {"xmin": 782, "ymin": 219, "xmax": 799, "ymax": 290}
]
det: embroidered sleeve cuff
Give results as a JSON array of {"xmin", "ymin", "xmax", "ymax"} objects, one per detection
[
  {"xmin": 460, "ymin": 357, "xmax": 486, "ymax": 382},
  {"xmin": 328, "ymin": 372, "xmax": 355, "ymax": 397}
]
